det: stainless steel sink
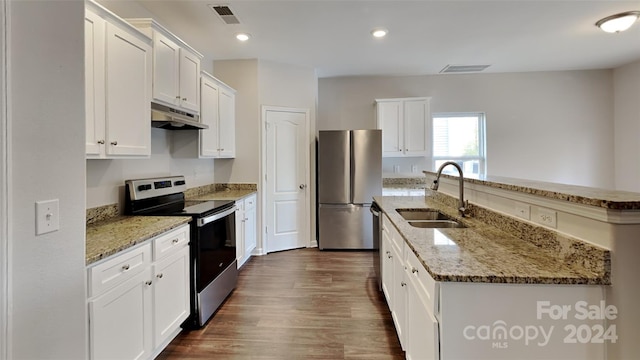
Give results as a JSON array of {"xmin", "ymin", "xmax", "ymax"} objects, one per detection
[
  {"xmin": 408, "ymin": 220, "xmax": 465, "ymax": 228},
  {"xmin": 396, "ymin": 208, "xmax": 453, "ymax": 221}
]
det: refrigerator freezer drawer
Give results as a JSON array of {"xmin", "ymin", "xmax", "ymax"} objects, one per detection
[{"xmin": 318, "ymin": 204, "xmax": 373, "ymax": 250}]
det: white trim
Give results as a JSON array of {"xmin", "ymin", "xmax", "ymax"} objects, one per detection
[
  {"xmin": 0, "ymin": 0, "xmax": 9, "ymax": 358},
  {"xmin": 260, "ymin": 106, "xmax": 312, "ymax": 253}
]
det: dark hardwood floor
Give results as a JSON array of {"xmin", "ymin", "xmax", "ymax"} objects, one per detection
[{"xmin": 157, "ymin": 248, "xmax": 404, "ymax": 360}]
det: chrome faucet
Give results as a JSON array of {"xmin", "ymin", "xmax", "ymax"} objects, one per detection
[{"xmin": 430, "ymin": 161, "xmax": 469, "ymax": 217}]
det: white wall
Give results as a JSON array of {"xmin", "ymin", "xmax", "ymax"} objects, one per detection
[
  {"xmin": 319, "ymin": 70, "xmax": 615, "ymax": 188},
  {"xmin": 9, "ymin": 1, "xmax": 87, "ymax": 358},
  {"xmin": 613, "ymin": 60, "xmax": 640, "ymax": 193},
  {"xmin": 86, "ymin": 129, "xmax": 214, "ymax": 208},
  {"xmin": 212, "ymin": 59, "xmax": 260, "ymax": 184}
]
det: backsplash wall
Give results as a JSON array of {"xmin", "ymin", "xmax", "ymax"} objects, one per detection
[{"xmin": 86, "ymin": 128, "xmax": 215, "ymax": 209}]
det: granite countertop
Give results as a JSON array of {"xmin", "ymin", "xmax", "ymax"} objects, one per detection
[
  {"xmin": 86, "ymin": 216, "xmax": 191, "ymax": 265},
  {"xmin": 188, "ymin": 188, "xmax": 257, "ymax": 202},
  {"xmin": 424, "ymin": 171, "xmax": 640, "ymax": 210},
  {"xmin": 374, "ymin": 195, "xmax": 609, "ymax": 285}
]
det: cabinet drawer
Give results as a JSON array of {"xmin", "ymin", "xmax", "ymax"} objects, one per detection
[
  {"xmin": 405, "ymin": 248, "xmax": 438, "ymax": 315},
  {"xmin": 153, "ymin": 224, "xmax": 189, "ymax": 261},
  {"xmin": 88, "ymin": 243, "xmax": 152, "ymax": 298},
  {"xmin": 244, "ymin": 194, "xmax": 256, "ymax": 210}
]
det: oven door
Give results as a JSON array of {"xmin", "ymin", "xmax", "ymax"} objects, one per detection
[{"xmin": 195, "ymin": 205, "xmax": 237, "ymax": 293}]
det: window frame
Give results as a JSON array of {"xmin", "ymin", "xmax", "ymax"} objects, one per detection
[{"xmin": 431, "ymin": 112, "xmax": 487, "ymax": 176}]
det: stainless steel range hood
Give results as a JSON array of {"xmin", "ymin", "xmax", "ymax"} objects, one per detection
[{"xmin": 151, "ymin": 103, "xmax": 208, "ymax": 130}]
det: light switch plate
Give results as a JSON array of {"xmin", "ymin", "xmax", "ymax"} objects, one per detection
[{"xmin": 36, "ymin": 199, "xmax": 59, "ymax": 235}]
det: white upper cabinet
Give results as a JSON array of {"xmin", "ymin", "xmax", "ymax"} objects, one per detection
[
  {"xmin": 127, "ymin": 19, "xmax": 202, "ymax": 115},
  {"xmin": 376, "ymin": 97, "xmax": 431, "ymax": 157},
  {"xmin": 85, "ymin": 1, "xmax": 152, "ymax": 159},
  {"xmin": 199, "ymin": 71, "xmax": 236, "ymax": 159}
]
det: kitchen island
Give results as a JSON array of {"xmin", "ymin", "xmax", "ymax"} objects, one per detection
[{"xmin": 375, "ymin": 172, "xmax": 640, "ymax": 359}]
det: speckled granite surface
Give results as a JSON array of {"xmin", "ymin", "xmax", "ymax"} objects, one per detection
[
  {"xmin": 86, "ymin": 204, "xmax": 119, "ymax": 225},
  {"xmin": 374, "ymin": 194, "xmax": 610, "ymax": 285},
  {"xmin": 188, "ymin": 183, "xmax": 257, "ymax": 202},
  {"xmin": 86, "ymin": 216, "xmax": 191, "ymax": 265},
  {"xmin": 424, "ymin": 171, "xmax": 640, "ymax": 210},
  {"xmin": 383, "ymin": 177, "xmax": 427, "ymax": 188}
]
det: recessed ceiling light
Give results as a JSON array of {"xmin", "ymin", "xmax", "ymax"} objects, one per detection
[
  {"xmin": 595, "ymin": 11, "xmax": 640, "ymax": 33},
  {"xmin": 235, "ymin": 33, "xmax": 251, "ymax": 42},
  {"xmin": 371, "ymin": 28, "xmax": 388, "ymax": 38}
]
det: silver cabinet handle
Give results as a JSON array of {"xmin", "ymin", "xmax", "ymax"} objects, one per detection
[
  {"xmin": 182, "ymin": 98, "xmax": 187, "ymax": 101},
  {"xmin": 299, "ymin": 184, "xmax": 306, "ymax": 190},
  {"xmin": 176, "ymin": 95, "xmax": 181, "ymax": 99},
  {"xmin": 387, "ymin": 253, "xmax": 392, "ymax": 259},
  {"xmin": 156, "ymin": 273, "xmax": 163, "ymax": 279},
  {"xmin": 172, "ymin": 239, "xmax": 179, "ymax": 244},
  {"xmin": 122, "ymin": 264, "xmax": 130, "ymax": 271},
  {"xmin": 145, "ymin": 280, "xmax": 153, "ymax": 286},
  {"xmin": 111, "ymin": 141, "xmax": 118, "ymax": 146},
  {"xmin": 97, "ymin": 140, "xmax": 105, "ymax": 144},
  {"xmin": 412, "ymin": 267, "xmax": 418, "ymax": 274},
  {"xmin": 401, "ymin": 282, "xmax": 407, "ymax": 287}
]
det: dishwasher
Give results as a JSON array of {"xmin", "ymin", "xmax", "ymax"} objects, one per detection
[{"xmin": 370, "ymin": 201, "xmax": 382, "ymax": 291}]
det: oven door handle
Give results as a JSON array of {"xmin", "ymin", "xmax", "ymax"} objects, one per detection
[{"xmin": 197, "ymin": 206, "xmax": 237, "ymax": 227}]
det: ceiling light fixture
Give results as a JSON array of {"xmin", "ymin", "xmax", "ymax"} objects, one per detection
[
  {"xmin": 235, "ymin": 33, "xmax": 251, "ymax": 42},
  {"xmin": 371, "ymin": 28, "xmax": 388, "ymax": 38},
  {"xmin": 595, "ymin": 11, "xmax": 640, "ymax": 33}
]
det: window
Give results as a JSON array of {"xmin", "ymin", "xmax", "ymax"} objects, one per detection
[{"xmin": 432, "ymin": 112, "xmax": 486, "ymax": 176}]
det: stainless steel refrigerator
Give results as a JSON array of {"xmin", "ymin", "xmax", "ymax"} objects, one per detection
[{"xmin": 317, "ymin": 129, "xmax": 382, "ymax": 249}]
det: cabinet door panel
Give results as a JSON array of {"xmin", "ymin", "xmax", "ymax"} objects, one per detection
[
  {"xmin": 179, "ymin": 49, "xmax": 200, "ymax": 112},
  {"xmin": 392, "ymin": 243, "xmax": 407, "ymax": 349},
  {"xmin": 407, "ymin": 277, "xmax": 439, "ymax": 360},
  {"xmin": 404, "ymin": 99, "xmax": 428, "ymax": 156},
  {"xmin": 218, "ymin": 87, "xmax": 236, "ymax": 158},
  {"xmin": 244, "ymin": 195, "xmax": 257, "ymax": 255},
  {"xmin": 381, "ymin": 217, "xmax": 394, "ymax": 306},
  {"xmin": 377, "ymin": 101, "xmax": 403, "ymax": 157},
  {"xmin": 152, "ymin": 32, "xmax": 180, "ymax": 106},
  {"xmin": 153, "ymin": 247, "xmax": 190, "ymax": 347},
  {"xmin": 85, "ymin": 10, "xmax": 106, "ymax": 157},
  {"xmin": 105, "ymin": 23, "xmax": 151, "ymax": 157},
  {"xmin": 199, "ymin": 77, "xmax": 220, "ymax": 157},
  {"xmin": 89, "ymin": 269, "xmax": 152, "ymax": 360},
  {"xmin": 235, "ymin": 200, "xmax": 245, "ymax": 267}
]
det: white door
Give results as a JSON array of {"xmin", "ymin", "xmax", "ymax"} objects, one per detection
[{"xmin": 264, "ymin": 107, "xmax": 309, "ymax": 253}]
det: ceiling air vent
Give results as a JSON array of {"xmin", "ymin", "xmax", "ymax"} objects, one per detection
[
  {"xmin": 209, "ymin": 5, "xmax": 241, "ymax": 24},
  {"xmin": 440, "ymin": 64, "xmax": 491, "ymax": 73}
]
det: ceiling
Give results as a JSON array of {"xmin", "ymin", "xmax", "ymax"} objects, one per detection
[{"xmin": 101, "ymin": 0, "xmax": 640, "ymax": 78}]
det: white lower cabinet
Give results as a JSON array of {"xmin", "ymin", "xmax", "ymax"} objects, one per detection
[
  {"xmin": 380, "ymin": 214, "xmax": 606, "ymax": 360},
  {"xmin": 236, "ymin": 193, "xmax": 257, "ymax": 268},
  {"xmin": 152, "ymin": 245, "xmax": 190, "ymax": 351},
  {"xmin": 89, "ymin": 266, "xmax": 153, "ymax": 360},
  {"xmin": 88, "ymin": 224, "xmax": 190, "ymax": 360}
]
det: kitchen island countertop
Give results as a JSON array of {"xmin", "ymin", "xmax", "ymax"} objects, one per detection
[{"xmin": 374, "ymin": 195, "xmax": 609, "ymax": 285}]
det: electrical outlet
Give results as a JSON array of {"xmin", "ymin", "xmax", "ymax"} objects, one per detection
[
  {"xmin": 536, "ymin": 207, "xmax": 557, "ymax": 228},
  {"xmin": 36, "ymin": 199, "xmax": 60, "ymax": 235},
  {"xmin": 514, "ymin": 202, "xmax": 530, "ymax": 220}
]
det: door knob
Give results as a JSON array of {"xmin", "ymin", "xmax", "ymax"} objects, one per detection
[{"xmin": 299, "ymin": 184, "xmax": 306, "ymax": 190}]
